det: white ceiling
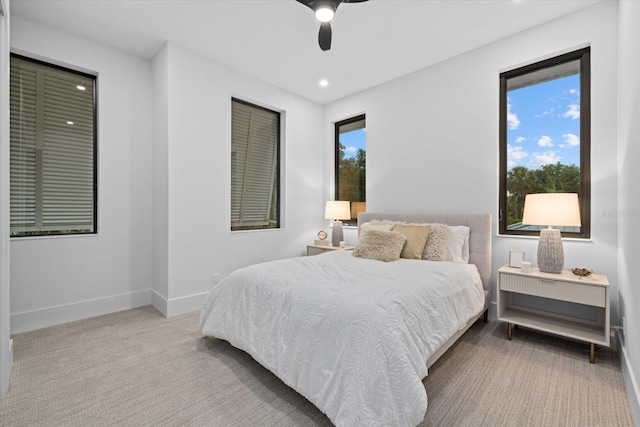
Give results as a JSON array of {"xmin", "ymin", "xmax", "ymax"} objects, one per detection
[{"xmin": 11, "ymin": 0, "xmax": 601, "ymax": 105}]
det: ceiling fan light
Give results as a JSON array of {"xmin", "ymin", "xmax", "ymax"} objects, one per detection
[{"xmin": 315, "ymin": 6, "xmax": 335, "ymax": 22}]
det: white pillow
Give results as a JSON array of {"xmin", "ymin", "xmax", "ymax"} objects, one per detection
[{"xmin": 445, "ymin": 226, "xmax": 470, "ymax": 263}]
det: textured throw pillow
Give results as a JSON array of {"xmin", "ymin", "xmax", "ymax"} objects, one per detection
[
  {"xmin": 422, "ymin": 223, "xmax": 449, "ymax": 261},
  {"xmin": 445, "ymin": 225, "xmax": 470, "ymax": 263},
  {"xmin": 352, "ymin": 230, "xmax": 406, "ymax": 262},
  {"xmin": 359, "ymin": 222, "xmax": 394, "ymax": 241},
  {"xmin": 392, "ymin": 224, "xmax": 431, "ymax": 260}
]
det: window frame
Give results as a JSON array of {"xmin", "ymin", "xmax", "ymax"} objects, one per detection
[
  {"xmin": 334, "ymin": 114, "xmax": 366, "ymax": 226},
  {"xmin": 9, "ymin": 53, "xmax": 98, "ymax": 238},
  {"xmin": 499, "ymin": 47, "xmax": 591, "ymax": 239},
  {"xmin": 230, "ymin": 97, "xmax": 281, "ymax": 231}
]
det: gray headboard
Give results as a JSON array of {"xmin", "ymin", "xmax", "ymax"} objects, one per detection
[{"xmin": 357, "ymin": 213, "xmax": 492, "ymax": 291}]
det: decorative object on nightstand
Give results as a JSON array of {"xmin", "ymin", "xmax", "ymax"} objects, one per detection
[
  {"xmin": 314, "ymin": 230, "xmax": 329, "ymax": 246},
  {"xmin": 508, "ymin": 250, "xmax": 524, "ymax": 268},
  {"xmin": 571, "ymin": 267, "xmax": 592, "ymax": 277},
  {"xmin": 324, "ymin": 200, "xmax": 351, "ymax": 247},
  {"xmin": 522, "ymin": 193, "xmax": 581, "ymax": 274}
]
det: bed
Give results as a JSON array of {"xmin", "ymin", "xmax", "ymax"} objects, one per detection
[{"xmin": 200, "ymin": 212, "xmax": 491, "ymax": 426}]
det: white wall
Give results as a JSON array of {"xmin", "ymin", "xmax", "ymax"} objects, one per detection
[
  {"xmin": 151, "ymin": 44, "xmax": 170, "ymax": 313},
  {"xmin": 0, "ymin": 0, "xmax": 11, "ymax": 393},
  {"xmin": 617, "ymin": 0, "xmax": 640, "ymax": 421},
  {"xmin": 8, "ymin": 17, "xmax": 326, "ymax": 328},
  {"xmin": 153, "ymin": 43, "xmax": 324, "ymax": 316},
  {"xmin": 9, "ymin": 16, "xmax": 154, "ymax": 333},
  {"xmin": 324, "ymin": 1, "xmax": 620, "ymax": 319}
]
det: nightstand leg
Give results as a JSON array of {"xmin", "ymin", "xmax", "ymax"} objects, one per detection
[
  {"xmin": 589, "ymin": 343, "xmax": 595, "ymax": 363},
  {"xmin": 507, "ymin": 323, "xmax": 512, "ymax": 340}
]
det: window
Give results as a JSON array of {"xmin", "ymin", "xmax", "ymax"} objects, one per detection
[
  {"xmin": 231, "ymin": 98, "xmax": 280, "ymax": 231},
  {"xmin": 499, "ymin": 48, "xmax": 590, "ymax": 238},
  {"xmin": 10, "ymin": 55, "xmax": 97, "ymax": 237},
  {"xmin": 335, "ymin": 115, "xmax": 366, "ymax": 225}
]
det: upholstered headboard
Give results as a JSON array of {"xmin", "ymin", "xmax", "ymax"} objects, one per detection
[{"xmin": 357, "ymin": 213, "xmax": 492, "ymax": 291}]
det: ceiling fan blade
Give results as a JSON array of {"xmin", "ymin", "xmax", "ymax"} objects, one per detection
[
  {"xmin": 297, "ymin": 0, "xmax": 342, "ymax": 11},
  {"xmin": 342, "ymin": 0, "xmax": 368, "ymax": 3},
  {"xmin": 318, "ymin": 22, "xmax": 332, "ymax": 51}
]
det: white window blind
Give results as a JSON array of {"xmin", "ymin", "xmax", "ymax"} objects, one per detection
[
  {"xmin": 231, "ymin": 99, "xmax": 279, "ymax": 230},
  {"xmin": 10, "ymin": 56, "xmax": 96, "ymax": 236}
]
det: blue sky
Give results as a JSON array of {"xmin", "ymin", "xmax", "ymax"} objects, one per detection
[
  {"xmin": 340, "ymin": 128, "xmax": 366, "ymax": 159},
  {"xmin": 507, "ymin": 74, "xmax": 580, "ymax": 170}
]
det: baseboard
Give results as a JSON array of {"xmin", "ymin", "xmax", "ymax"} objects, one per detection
[
  {"xmin": 151, "ymin": 290, "xmax": 168, "ymax": 317},
  {"xmin": 8, "ymin": 338, "xmax": 11, "ymax": 377},
  {"xmin": 151, "ymin": 291, "xmax": 207, "ymax": 318},
  {"xmin": 1, "ymin": 338, "xmax": 11, "ymax": 394},
  {"xmin": 10, "ymin": 290, "xmax": 152, "ymax": 334},
  {"xmin": 620, "ymin": 341, "xmax": 640, "ymax": 426}
]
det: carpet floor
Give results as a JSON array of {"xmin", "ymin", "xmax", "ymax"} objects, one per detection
[{"xmin": 0, "ymin": 306, "xmax": 635, "ymax": 426}]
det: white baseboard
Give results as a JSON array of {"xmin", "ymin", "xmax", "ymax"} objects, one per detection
[
  {"xmin": 10, "ymin": 290, "xmax": 152, "ymax": 334},
  {"xmin": 151, "ymin": 291, "xmax": 207, "ymax": 318},
  {"xmin": 151, "ymin": 290, "xmax": 168, "ymax": 317},
  {"xmin": 620, "ymin": 341, "xmax": 640, "ymax": 426},
  {"xmin": 1, "ymin": 338, "xmax": 11, "ymax": 394}
]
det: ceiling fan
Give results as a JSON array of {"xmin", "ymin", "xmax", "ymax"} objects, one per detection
[{"xmin": 296, "ymin": 0, "xmax": 369, "ymax": 51}]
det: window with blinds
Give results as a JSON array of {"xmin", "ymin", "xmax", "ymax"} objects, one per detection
[
  {"xmin": 10, "ymin": 55, "xmax": 96, "ymax": 237},
  {"xmin": 231, "ymin": 99, "xmax": 280, "ymax": 231}
]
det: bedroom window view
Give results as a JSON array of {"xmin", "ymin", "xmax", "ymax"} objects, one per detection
[
  {"xmin": 499, "ymin": 48, "xmax": 590, "ymax": 238},
  {"xmin": 9, "ymin": 54, "xmax": 97, "ymax": 237},
  {"xmin": 230, "ymin": 98, "xmax": 280, "ymax": 231},
  {"xmin": 335, "ymin": 114, "xmax": 366, "ymax": 226}
]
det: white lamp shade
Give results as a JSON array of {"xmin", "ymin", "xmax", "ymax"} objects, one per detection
[
  {"xmin": 324, "ymin": 201, "xmax": 351, "ymax": 220},
  {"xmin": 522, "ymin": 193, "xmax": 581, "ymax": 227}
]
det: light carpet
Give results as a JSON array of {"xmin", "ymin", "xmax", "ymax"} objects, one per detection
[{"xmin": 0, "ymin": 306, "xmax": 635, "ymax": 426}]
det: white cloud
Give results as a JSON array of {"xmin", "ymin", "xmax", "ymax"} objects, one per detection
[
  {"xmin": 343, "ymin": 146, "xmax": 357, "ymax": 157},
  {"xmin": 538, "ymin": 135, "xmax": 553, "ymax": 147},
  {"xmin": 536, "ymin": 106, "xmax": 556, "ymax": 117},
  {"xmin": 563, "ymin": 133, "xmax": 580, "ymax": 146},
  {"xmin": 515, "ymin": 136, "xmax": 526, "ymax": 144},
  {"xmin": 529, "ymin": 151, "xmax": 561, "ymax": 168},
  {"xmin": 563, "ymin": 104, "xmax": 580, "ymax": 120},
  {"xmin": 569, "ymin": 88, "xmax": 579, "ymax": 95},
  {"xmin": 507, "ymin": 103, "xmax": 520, "ymax": 130},
  {"xmin": 507, "ymin": 144, "xmax": 528, "ymax": 167}
]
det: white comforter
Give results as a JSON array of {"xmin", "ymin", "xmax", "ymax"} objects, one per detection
[{"xmin": 200, "ymin": 250, "xmax": 485, "ymax": 426}]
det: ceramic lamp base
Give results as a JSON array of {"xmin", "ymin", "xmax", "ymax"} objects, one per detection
[
  {"xmin": 331, "ymin": 220, "xmax": 344, "ymax": 247},
  {"xmin": 537, "ymin": 228, "xmax": 564, "ymax": 274}
]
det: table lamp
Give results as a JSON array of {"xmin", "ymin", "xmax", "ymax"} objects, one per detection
[
  {"xmin": 522, "ymin": 193, "xmax": 581, "ymax": 274},
  {"xmin": 324, "ymin": 201, "xmax": 351, "ymax": 247}
]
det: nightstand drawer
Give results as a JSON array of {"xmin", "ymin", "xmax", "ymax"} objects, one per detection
[{"xmin": 499, "ymin": 273, "xmax": 605, "ymax": 307}]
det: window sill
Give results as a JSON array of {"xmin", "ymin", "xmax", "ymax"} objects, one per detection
[{"xmin": 10, "ymin": 233, "xmax": 99, "ymax": 241}]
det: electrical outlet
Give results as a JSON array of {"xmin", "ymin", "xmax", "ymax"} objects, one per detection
[
  {"xmin": 212, "ymin": 273, "xmax": 220, "ymax": 284},
  {"xmin": 622, "ymin": 316, "xmax": 626, "ymax": 336}
]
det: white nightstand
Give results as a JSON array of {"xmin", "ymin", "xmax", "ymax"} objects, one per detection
[
  {"xmin": 497, "ymin": 265, "xmax": 610, "ymax": 363},
  {"xmin": 306, "ymin": 244, "xmax": 354, "ymax": 256}
]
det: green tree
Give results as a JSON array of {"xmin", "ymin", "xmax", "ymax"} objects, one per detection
[
  {"xmin": 338, "ymin": 142, "xmax": 366, "ymax": 204},
  {"xmin": 507, "ymin": 163, "xmax": 580, "ymax": 225}
]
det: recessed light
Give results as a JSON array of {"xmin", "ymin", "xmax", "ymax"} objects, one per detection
[
  {"xmin": 66, "ymin": 121, "xmax": 74, "ymax": 125},
  {"xmin": 76, "ymin": 85, "xmax": 86, "ymax": 91},
  {"xmin": 319, "ymin": 79, "xmax": 329, "ymax": 87}
]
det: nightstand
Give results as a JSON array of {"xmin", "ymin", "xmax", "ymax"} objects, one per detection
[
  {"xmin": 306, "ymin": 244, "xmax": 354, "ymax": 256},
  {"xmin": 497, "ymin": 265, "xmax": 610, "ymax": 363}
]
